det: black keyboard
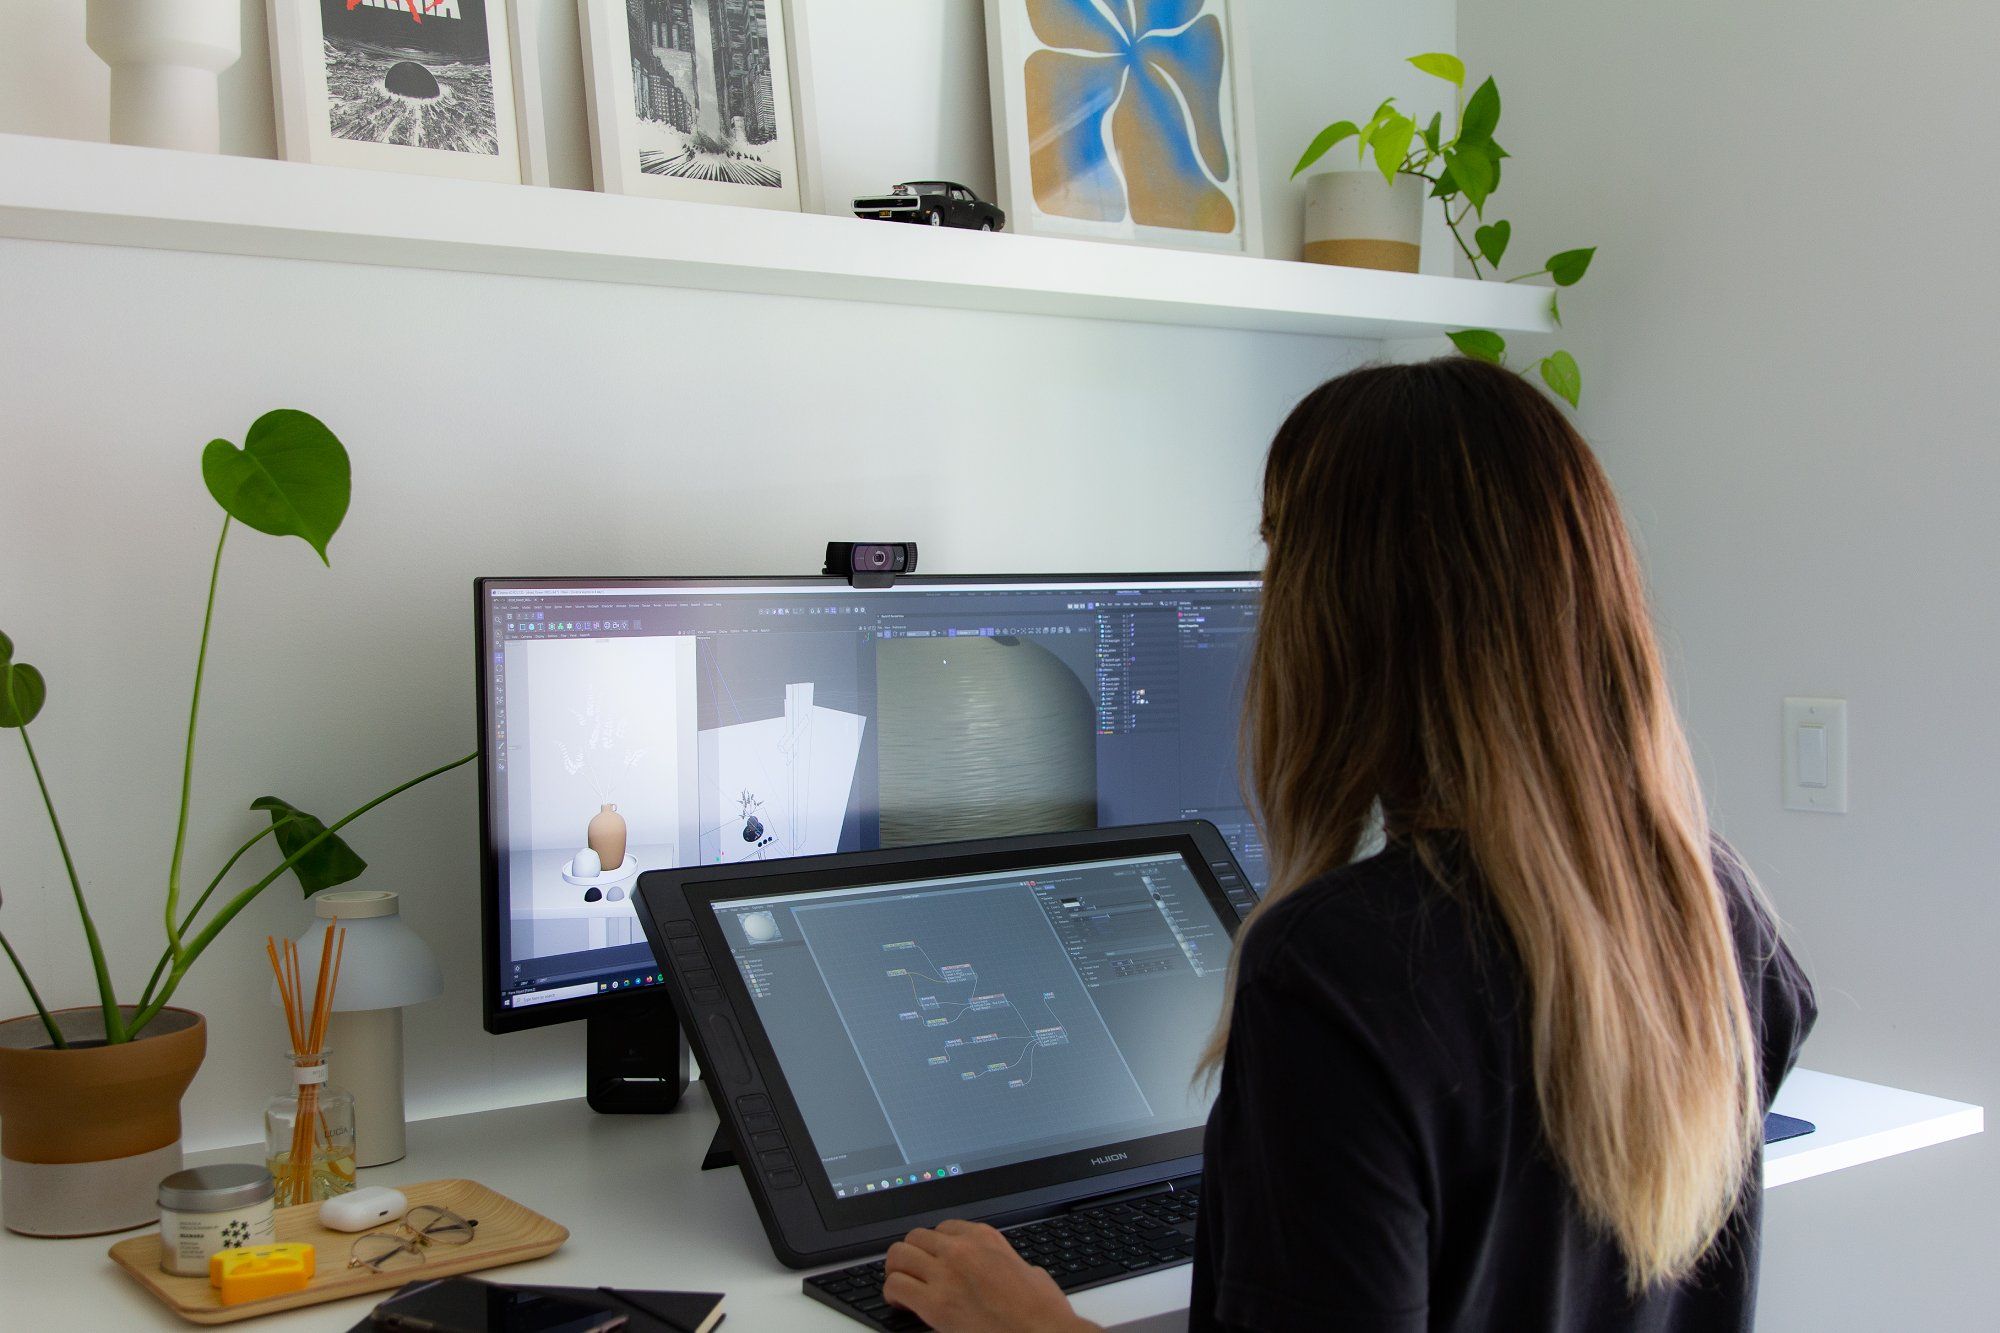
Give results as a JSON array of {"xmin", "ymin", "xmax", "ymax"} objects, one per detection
[{"xmin": 803, "ymin": 1181, "xmax": 1201, "ymax": 1331}]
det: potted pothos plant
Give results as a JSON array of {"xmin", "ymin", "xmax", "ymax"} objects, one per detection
[
  {"xmin": 0, "ymin": 410, "xmax": 472, "ymax": 1237},
  {"xmin": 1295, "ymin": 52, "xmax": 1598, "ymax": 406}
]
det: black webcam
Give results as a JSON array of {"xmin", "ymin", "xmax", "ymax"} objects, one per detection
[{"xmin": 824, "ymin": 542, "xmax": 918, "ymax": 589}]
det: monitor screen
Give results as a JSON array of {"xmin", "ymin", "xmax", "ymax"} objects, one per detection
[
  {"xmin": 707, "ymin": 848, "xmax": 1234, "ymax": 1201},
  {"xmin": 478, "ymin": 575, "xmax": 1261, "ymax": 1026}
]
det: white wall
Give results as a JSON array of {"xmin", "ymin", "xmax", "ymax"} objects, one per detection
[
  {"xmin": 1457, "ymin": 2, "xmax": 1997, "ymax": 1327},
  {"xmin": 0, "ymin": 1, "xmax": 1458, "ymax": 1150}
]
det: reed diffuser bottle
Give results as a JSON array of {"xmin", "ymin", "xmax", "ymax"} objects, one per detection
[
  {"xmin": 264, "ymin": 1054, "xmax": 356, "ymax": 1205},
  {"xmin": 264, "ymin": 925, "xmax": 356, "ymax": 1206}
]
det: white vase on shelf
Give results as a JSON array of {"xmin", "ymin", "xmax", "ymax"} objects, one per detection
[{"xmin": 84, "ymin": 0, "xmax": 242, "ymax": 154}]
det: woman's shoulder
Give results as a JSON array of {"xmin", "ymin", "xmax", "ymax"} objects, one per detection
[{"xmin": 1238, "ymin": 841, "xmax": 1473, "ymax": 991}]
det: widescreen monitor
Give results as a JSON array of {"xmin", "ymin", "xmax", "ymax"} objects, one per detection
[{"xmin": 478, "ymin": 574, "xmax": 1262, "ymax": 1033}]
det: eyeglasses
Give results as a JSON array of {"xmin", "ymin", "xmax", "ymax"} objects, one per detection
[{"xmin": 347, "ymin": 1205, "xmax": 480, "ymax": 1272}]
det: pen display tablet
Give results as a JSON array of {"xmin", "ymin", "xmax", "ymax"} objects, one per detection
[{"xmin": 701, "ymin": 845, "xmax": 1234, "ymax": 1215}]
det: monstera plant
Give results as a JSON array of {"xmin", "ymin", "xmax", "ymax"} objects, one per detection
[
  {"xmin": 0, "ymin": 410, "xmax": 473, "ymax": 1047},
  {"xmin": 1294, "ymin": 52, "xmax": 1598, "ymax": 406}
]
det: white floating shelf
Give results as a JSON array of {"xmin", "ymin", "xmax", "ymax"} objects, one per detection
[{"xmin": 0, "ymin": 133, "xmax": 1556, "ymax": 340}]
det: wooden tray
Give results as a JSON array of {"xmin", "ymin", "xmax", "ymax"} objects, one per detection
[{"xmin": 109, "ymin": 1177, "xmax": 568, "ymax": 1325}]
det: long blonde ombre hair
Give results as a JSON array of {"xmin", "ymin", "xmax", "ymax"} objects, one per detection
[{"xmin": 1205, "ymin": 358, "xmax": 1762, "ymax": 1290}]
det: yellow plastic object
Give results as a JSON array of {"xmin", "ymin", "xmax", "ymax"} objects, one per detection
[{"xmin": 207, "ymin": 1243, "xmax": 317, "ymax": 1306}]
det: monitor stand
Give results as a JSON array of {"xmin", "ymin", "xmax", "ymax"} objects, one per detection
[
  {"xmin": 584, "ymin": 1004, "xmax": 738, "ymax": 1168},
  {"xmin": 585, "ymin": 1003, "xmax": 691, "ymax": 1114}
]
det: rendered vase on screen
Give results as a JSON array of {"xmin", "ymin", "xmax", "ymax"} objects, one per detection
[
  {"xmin": 875, "ymin": 636, "xmax": 1096, "ymax": 846},
  {"xmin": 587, "ymin": 804, "xmax": 627, "ymax": 869}
]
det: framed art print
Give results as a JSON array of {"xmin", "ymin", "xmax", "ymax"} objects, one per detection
[
  {"xmin": 268, "ymin": 0, "xmax": 525, "ymax": 183},
  {"xmin": 579, "ymin": 0, "xmax": 805, "ymax": 212},
  {"xmin": 983, "ymin": 0, "xmax": 1262, "ymax": 254},
  {"xmin": 507, "ymin": 0, "xmax": 555, "ymax": 185}
]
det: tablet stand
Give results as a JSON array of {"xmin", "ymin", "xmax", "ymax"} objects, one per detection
[
  {"xmin": 701, "ymin": 1120, "xmax": 737, "ymax": 1171},
  {"xmin": 585, "ymin": 1004, "xmax": 691, "ymax": 1114}
]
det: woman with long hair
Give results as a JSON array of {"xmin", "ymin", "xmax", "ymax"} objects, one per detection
[{"xmin": 881, "ymin": 357, "xmax": 1816, "ymax": 1331}]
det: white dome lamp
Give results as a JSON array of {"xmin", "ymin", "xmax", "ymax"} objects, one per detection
[{"xmin": 283, "ymin": 891, "xmax": 443, "ymax": 1168}]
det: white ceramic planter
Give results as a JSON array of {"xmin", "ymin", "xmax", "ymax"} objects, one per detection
[
  {"xmin": 1302, "ymin": 169, "xmax": 1425, "ymax": 273},
  {"xmin": 85, "ymin": 0, "xmax": 242, "ymax": 154}
]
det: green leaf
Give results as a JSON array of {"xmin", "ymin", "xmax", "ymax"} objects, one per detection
[
  {"xmin": 1448, "ymin": 329, "xmax": 1507, "ymax": 364},
  {"xmin": 1430, "ymin": 163, "xmax": 1458, "ymax": 198},
  {"xmin": 1548, "ymin": 246, "xmax": 1597, "ymax": 286},
  {"xmin": 1474, "ymin": 219, "xmax": 1511, "ymax": 267},
  {"xmin": 1357, "ymin": 99, "xmax": 1397, "ymax": 142},
  {"xmin": 251, "ymin": 795, "xmax": 369, "ymax": 896},
  {"xmin": 1549, "ymin": 291, "xmax": 1563, "ymax": 326},
  {"xmin": 1407, "ymin": 52, "xmax": 1465, "ymax": 87},
  {"xmin": 0, "ymin": 632, "xmax": 47, "ymax": 728},
  {"xmin": 1460, "ymin": 76, "xmax": 1501, "ymax": 143},
  {"xmin": 1421, "ymin": 112, "xmax": 1442, "ymax": 155},
  {"xmin": 1293, "ymin": 120, "xmax": 1360, "ymax": 178},
  {"xmin": 1371, "ymin": 112, "xmax": 1417, "ymax": 183},
  {"xmin": 1540, "ymin": 350, "xmax": 1582, "ymax": 407},
  {"xmin": 202, "ymin": 409, "xmax": 351, "ymax": 565},
  {"xmin": 1352, "ymin": 100, "xmax": 1396, "ymax": 164},
  {"xmin": 1444, "ymin": 141, "xmax": 1495, "ymax": 211}
]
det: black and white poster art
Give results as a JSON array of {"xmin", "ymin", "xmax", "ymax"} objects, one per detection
[
  {"xmin": 269, "ymin": 0, "xmax": 525, "ymax": 182},
  {"xmin": 321, "ymin": 0, "xmax": 497, "ymax": 154},
  {"xmin": 581, "ymin": 0, "xmax": 804, "ymax": 210}
]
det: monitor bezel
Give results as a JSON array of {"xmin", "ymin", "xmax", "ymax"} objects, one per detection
[
  {"xmin": 477, "ymin": 572, "xmax": 1261, "ymax": 1036},
  {"xmin": 630, "ymin": 821, "xmax": 1253, "ymax": 1266}
]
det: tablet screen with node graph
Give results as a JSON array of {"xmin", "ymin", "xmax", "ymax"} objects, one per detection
[{"xmin": 635, "ymin": 820, "xmax": 1259, "ymax": 1269}]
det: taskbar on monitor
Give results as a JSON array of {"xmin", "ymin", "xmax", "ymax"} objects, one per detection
[
  {"xmin": 503, "ymin": 967, "xmax": 669, "ymax": 1008},
  {"xmin": 823, "ymin": 1108, "xmax": 1195, "ymax": 1203},
  {"xmin": 834, "ymin": 1162, "xmax": 967, "ymax": 1199}
]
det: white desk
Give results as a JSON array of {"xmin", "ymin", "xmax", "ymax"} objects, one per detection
[
  {"xmin": 0, "ymin": 1069, "xmax": 1978, "ymax": 1331},
  {"xmin": 1764, "ymin": 1068, "xmax": 1982, "ymax": 1187}
]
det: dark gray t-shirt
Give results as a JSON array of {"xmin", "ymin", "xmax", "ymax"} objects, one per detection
[{"xmin": 1189, "ymin": 838, "xmax": 1816, "ymax": 1332}]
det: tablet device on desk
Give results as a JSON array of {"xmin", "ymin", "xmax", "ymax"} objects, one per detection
[{"xmin": 633, "ymin": 821, "xmax": 1257, "ymax": 1270}]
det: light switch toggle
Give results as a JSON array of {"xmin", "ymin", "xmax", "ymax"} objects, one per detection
[
  {"xmin": 1796, "ymin": 726, "xmax": 1827, "ymax": 788},
  {"xmin": 1783, "ymin": 697, "xmax": 1847, "ymax": 813}
]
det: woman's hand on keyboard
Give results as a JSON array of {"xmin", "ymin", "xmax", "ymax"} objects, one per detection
[{"xmin": 884, "ymin": 1219, "xmax": 1100, "ymax": 1333}]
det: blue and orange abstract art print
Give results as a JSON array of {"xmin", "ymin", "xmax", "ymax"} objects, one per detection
[{"xmin": 994, "ymin": 0, "xmax": 1251, "ymax": 249}]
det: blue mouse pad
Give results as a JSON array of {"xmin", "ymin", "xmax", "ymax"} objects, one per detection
[{"xmin": 1764, "ymin": 1111, "xmax": 1816, "ymax": 1144}]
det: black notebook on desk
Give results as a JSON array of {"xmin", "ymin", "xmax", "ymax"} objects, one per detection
[{"xmin": 349, "ymin": 1283, "xmax": 724, "ymax": 1333}]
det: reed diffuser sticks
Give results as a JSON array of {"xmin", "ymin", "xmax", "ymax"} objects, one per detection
[{"xmin": 265, "ymin": 923, "xmax": 345, "ymax": 1206}]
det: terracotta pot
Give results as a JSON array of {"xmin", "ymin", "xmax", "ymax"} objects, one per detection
[
  {"xmin": 0, "ymin": 1006, "xmax": 206, "ymax": 1237},
  {"xmin": 588, "ymin": 803, "xmax": 628, "ymax": 869}
]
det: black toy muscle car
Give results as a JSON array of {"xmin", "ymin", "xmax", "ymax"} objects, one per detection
[{"xmin": 853, "ymin": 181, "xmax": 1006, "ymax": 231}]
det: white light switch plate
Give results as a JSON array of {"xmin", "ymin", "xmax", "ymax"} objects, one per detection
[{"xmin": 1783, "ymin": 697, "xmax": 1848, "ymax": 813}]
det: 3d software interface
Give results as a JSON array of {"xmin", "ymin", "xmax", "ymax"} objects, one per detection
[
  {"xmin": 485, "ymin": 580, "xmax": 1261, "ymax": 1008},
  {"xmin": 713, "ymin": 853, "xmax": 1235, "ymax": 1198}
]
